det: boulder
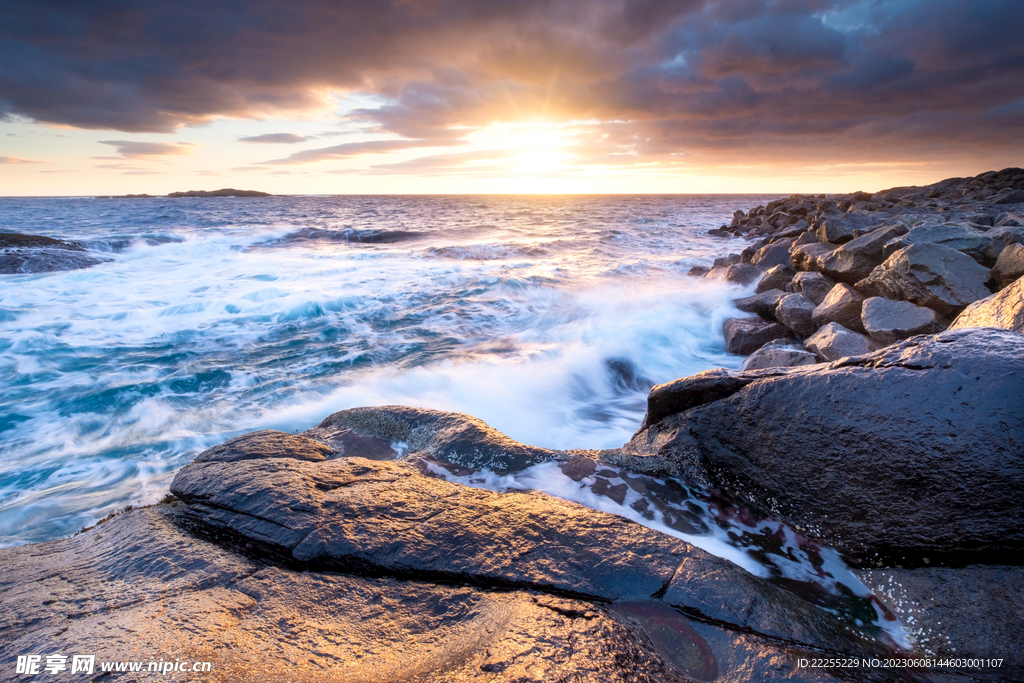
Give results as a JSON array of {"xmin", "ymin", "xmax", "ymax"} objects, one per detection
[
  {"xmin": 722, "ymin": 318, "xmax": 793, "ymax": 355},
  {"xmin": 732, "ymin": 289, "xmax": 786, "ymax": 320},
  {"xmin": 754, "ymin": 264, "xmax": 794, "ymax": 293},
  {"xmin": 855, "ymin": 243, "xmax": 992, "ymax": 317},
  {"xmin": 860, "ymin": 297, "xmax": 947, "ymax": 345},
  {"xmin": 634, "ymin": 328, "xmax": 1024, "ymax": 567},
  {"xmin": 723, "ymin": 263, "xmax": 761, "ymax": 285},
  {"xmin": 810, "ymin": 283, "xmax": 865, "ymax": 333},
  {"xmin": 790, "ymin": 241, "xmax": 838, "ymax": 272},
  {"xmin": 992, "ymin": 243, "xmax": 1024, "ymax": 289},
  {"xmin": 949, "ymin": 276, "xmax": 1024, "ymax": 334},
  {"xmin": 983, "ymin": 224, "xmax": 1024, "ymax": 263},
  {"xmin": 882, "ymin": 223, "xmax": 992, "ymax": 263},
  {"xmin": 817, "ymin": 223, "xmax": 908, "ymax": 284},
  {"xmin": 750, "ymin": 243, "xmax": 792, "ymax": 269},
  {"xmin": 815, "ymin": 212, "xmax": 879, "ymax": 244},
  {"xmin": 787, "ymin": 271, "xmax": 834, "ymax": 306},
  {"xmin": 740, "ymin": 340, "xmax": 819, "ymax": 371},
  {"xmin": 804, "ymin": 322, "xmax": 880, "ymax": 361},
  {"xmin": 774, "ymin": 293, "xmax": 817, "ymax": 338}
]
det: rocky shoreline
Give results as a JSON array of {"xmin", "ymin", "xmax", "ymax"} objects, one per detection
[{"xmin": 2, "ymin": 171, "xmax": 1023, "ymax": 681}]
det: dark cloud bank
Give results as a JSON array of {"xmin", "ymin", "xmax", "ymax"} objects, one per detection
[{"xmin": 2, "ymin": 0, "xmax": 1022, "ymax": 168}]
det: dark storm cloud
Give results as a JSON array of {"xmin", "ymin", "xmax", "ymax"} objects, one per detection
[
  {"xmin": 2, "ymin": 0, "xmax": 1023, "ymax": 163},
  {"xmin": 238, "ymin": 133, "xmax": 314, "ymax": 144}
]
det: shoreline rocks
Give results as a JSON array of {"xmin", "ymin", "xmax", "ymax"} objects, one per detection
[
  {"xmin": 706, "ymin": 168, "xmax": 1024, "ymax": 368},
  {"xmin": 0, "ymin": 232, "xmax": 108, "ymax": 274}
]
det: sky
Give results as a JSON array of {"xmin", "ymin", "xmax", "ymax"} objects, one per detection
[{"xmin": 1, "ymin": 0, "xmax": 1022, "ymax": 195}]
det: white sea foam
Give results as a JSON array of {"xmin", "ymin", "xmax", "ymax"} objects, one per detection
[{"xmin": 0, "ymin": 194, "xmax": 759, "ymax": 545}]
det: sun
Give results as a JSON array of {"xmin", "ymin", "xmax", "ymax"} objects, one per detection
[{"xmin": 474, "ymin": 122, "xmax": 575, "ymax": 177}]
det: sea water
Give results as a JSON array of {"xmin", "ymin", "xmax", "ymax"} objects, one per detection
[{"xmin": 0, "ymin": 194, "xmax": 765, "ymax": 547}]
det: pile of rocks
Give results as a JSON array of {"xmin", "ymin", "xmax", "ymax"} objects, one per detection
[{"xmin": 694, "ymin": 168, "xmax": 1024, "ymax": 367}]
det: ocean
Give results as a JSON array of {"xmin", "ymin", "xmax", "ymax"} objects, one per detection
[{"xmin": 0, "ymin": 194, "xmax": 766, "ymax": 547}]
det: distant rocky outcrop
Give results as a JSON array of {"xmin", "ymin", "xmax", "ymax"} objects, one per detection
[
  {"xmin": 0, "ymin": 232, "xmax": 108, "ymax": 274},
  {"xmin": 166, "ymin": 188, "xmax": 272, "ymax": 198}
]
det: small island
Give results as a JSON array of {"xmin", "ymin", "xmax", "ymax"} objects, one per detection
[{"xmin": 95, "ymin": 189, "xmax": 272, "ymax": 199}]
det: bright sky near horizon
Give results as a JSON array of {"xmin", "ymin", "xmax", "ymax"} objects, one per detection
[{"xmin": 2, "ymin": 0, "xmax": 1022, "ymax": 196}]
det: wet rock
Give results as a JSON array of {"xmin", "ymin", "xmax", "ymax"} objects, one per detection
[
  {"xmin": 804, "ymin": 322, "xmax": 880, "ymax": 361},
  {"xmin": 810, "ymin": 283, "xmax": 865, "ymax": 333},
  {"xmin": 991, "ymin": 243, "xmax": 1024, "ymax": 289},
  {"xmin": 882, "ymin": 223, "xmax": 992, "ymax": 263},
  {"xmin": 739, "ymin": 340, "xmax": 819, "ymax": 371},
  {"xmin": 641, "ymin": 369, "xmax": 760, "ymax": 431},
  {"xmin": 855, "ymin": 243, "xmax": 992, "ymax": 317},
  {"xmin": 790, "ymin": 241, "xmax": 838, "ymax": 272},
  {"xmin": 949, "ymin": 276, "xmax": 1024, "ymax": 334},
  {"xmin": 733, "ymin": 289, "xmax": 786, "ymax": 321},
  {"xmin": 642, "ymin": 328, "xmax": 1024, "ymax": 567},
  {"xmin": 0, "ymin": 507, "xmax": 693, "ymax": 683},
  {"xmin": 722, "ymin": 318, "xmax": 793, "ymax": 355},
  {"xmin": 172, "ymin": 455, "xmax": 687, "ymax": 601},
  {"xmin": 856, "ymin": 565, "xmax": 1024, "ymax": 664},
  {"xmin": 722, "ymin": 263, "xmax": 761, "ymax": 285},
  {"xmin": 860, "ymin": 297, "xmax": 947, "ymax": 345},
  {"xmin": 817, "ymin": 223, "xmax": 909, "ymax": 284},
  {"xmin": 305, "ymin": 405, "xmax": 563, "ymax": 473},
  {"xmin": 688, "ymin": 265, "xmax": 710, "ymax": 277},
  {"xmin": 0, "ymin": 232, "xmax": 107, "ymax": 274},
  {"xmin": 755, "ymin": 264, "xmax": 794, "ymax": 293},
  {"xmin": 788, "ymin": 271, "xmax": 834, "ymax": 306},
  {"xmin": 195, "ymin": 430, "xmax": 335, "ymax": 463},
  {"xmin": 995, "ymin": 189, "xmax": 1024, "ymax": 204},
  {"xmin": 774, "ymin": 293, "xmax": 818, "ymax": 338}
]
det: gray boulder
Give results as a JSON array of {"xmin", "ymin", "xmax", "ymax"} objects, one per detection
[
  {"xmin": 632, "ymin": 328, "xmax": 1024, "ymax": 567},
  {"xmin": 754, "ymin": 264, "xmax": 794, "ymax": 293},
  {"xmin": 787, "ymin": 271, "xmax": 834, "ymax": 306},
  {"xmin": 790, "ymin": 241, "xmax": 838, "ymax": 272},
  {"xmin": 740, "ymin": 340, "xmax": 819, "ymax": 371},
  {"xmin": 855, "ymin": 243, "xmax": 992, "ymax": 317},
  {"xmin": 750, "ymin": 243, "xmax": 792, "ymax": 269},
  {"xmin": 722, "ymin": 317, "xmax": 793, "ymax": 355},
  {"xmin": 774, "ymin": 293, "xmax": 817, "ymax": 338},
  {"xmin": 815, "ymin": 212, "xmax": 879, "ymax": 244},
  {"xmin": 733, "ymin": 289, "xmax": 786, "ymax": 320},
  {"xmin": 810, "ymin": 283, "xmax": 865, "ymax": 333},
  {"xmin": 817, "ymin": 223, "xmax": 908, "ymax": 284},
  {"xmin": 804, "ymin": 322, "xmax": 880, "ymax": 361},
  {"xmin": 882, "ymin": 223, "xmax": 992, "ymax": 263},
  {"xmin": 950, "ymin": 276, "xmax": 1024, "ymax": 334},
  {"xmin": 982, "ymin": 224, "xmax": 1024, "ymax": 263},
  {"xmin": 992, "ymin": 243, "xmax": 1024, "ymax": 289},
  {"xmin": 723, "ymin": 263, "xmax": 761, "ymax": 285},
  {"xmin": 860, "ymin": 297, "xmax": 947, "ymax": 345}
]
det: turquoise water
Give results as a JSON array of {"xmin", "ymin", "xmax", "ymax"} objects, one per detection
[{"xmin": 0, "ymin": 194, "xmax": 766, "ymax": 546}]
